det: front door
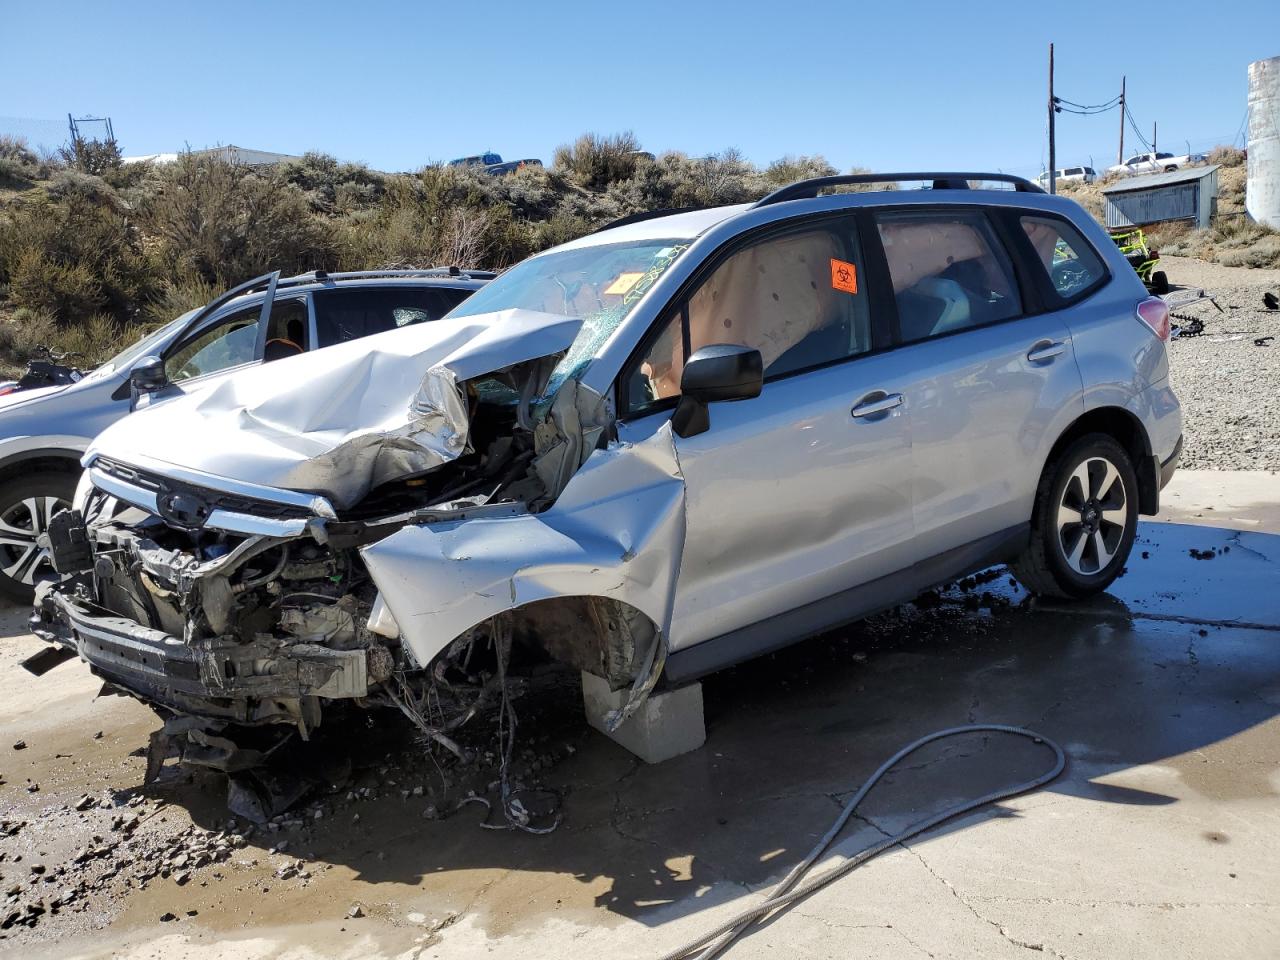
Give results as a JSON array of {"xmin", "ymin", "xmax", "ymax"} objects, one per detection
[{"xmin": 616, "ymin": 215, "xmax": 915, "ymax": 653}]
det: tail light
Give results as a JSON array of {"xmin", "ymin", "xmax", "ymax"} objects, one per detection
[
  {"xmin": 0, "ymin": 385, "xmax": 15, "ymax": 397},
  {"xmin": 1136, "ymin": 297, "xmax": 1170, "ymax": 341}
]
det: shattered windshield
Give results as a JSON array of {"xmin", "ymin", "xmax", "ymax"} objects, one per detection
[{"xmin": 447, "ymin": 239, "xmax": 690, "ymax": 394}]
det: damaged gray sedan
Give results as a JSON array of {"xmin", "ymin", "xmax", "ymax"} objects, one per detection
[{"xmin": 31, "ymin": 171, "xmax": 1182, "ymax": 778}]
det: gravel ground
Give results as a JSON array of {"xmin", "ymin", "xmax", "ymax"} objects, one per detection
[{"xmin": 1160, "ymin": 254, "xmax": 1280, "ymax": 471}]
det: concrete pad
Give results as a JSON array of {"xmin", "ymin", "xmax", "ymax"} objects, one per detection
[
  {"xmin": 581, "ymin": 671, "xmax": 706, "ymax": 764},
  {"xmin": 2, "ymin": 468, "xmax": 1279, "ymax": 959}
]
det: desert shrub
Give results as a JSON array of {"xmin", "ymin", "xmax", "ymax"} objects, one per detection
[
  {"xmin": 764, "ymin": 155, "xmax": 838, "ymax": 185},
  {"xmin": 7, "ymin": 248, "xmax": 103, "ymax": 318},
  {"xmin": 0, "ymin": 136, "xmax": 42, "ymax": 186},
  {"xmin": 553, "ymin": 132, "xmax": 644, "ymax": 190},
  {"xmin": 278, "ymin": 151, "xmax": 386, "ymax": 213},
  {"xmin": 1207, "ymin": 145, "xmax": 1245, "ymax": 168},
  {"xmin": 141, "ymin": 275, "xmax": 221, "ymax": 326},
  {"xmin": 59, "ymin": 137, "xmax": 122, "ymax": 176},
  {"xmin": 0, "ymin": 190, "xmax": 153, "ymax": 322},
  {"xmin": 139, "ymin": 153, "xmax": 337, "ymax": 285}
]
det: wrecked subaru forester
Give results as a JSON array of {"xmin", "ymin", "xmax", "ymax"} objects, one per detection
[{"xmin": 33, "ymin": 172, "xmax": 1182, "ymax": 781}]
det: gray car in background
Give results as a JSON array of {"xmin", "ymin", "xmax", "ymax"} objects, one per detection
[{"xmin": 0, "ymin": 269, "xmax": 490, "ymax": 600}]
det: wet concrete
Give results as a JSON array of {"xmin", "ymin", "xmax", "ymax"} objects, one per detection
[{"xmin": 1, "ymin": 469, "xmax": 1278, "ymax": 959}]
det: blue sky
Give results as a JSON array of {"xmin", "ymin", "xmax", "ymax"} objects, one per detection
[{"xmin": 2, "ymin": 0, "xmax": 1275, "ymax": 176}]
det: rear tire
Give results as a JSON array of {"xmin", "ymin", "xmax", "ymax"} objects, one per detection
[
  {"xmin": 1010, "ymin": 434, "xmax": 1138, "ymax": 599},
  {"xmin": 1150, "ymin": 270, "xmax": 1170, "ymax": 294},
  {"xmin": 0, "ymin": 471, "xmax": 78, "ymax": 604}
]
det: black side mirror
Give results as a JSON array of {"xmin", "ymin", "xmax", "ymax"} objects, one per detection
[
  {"xmin": 671, "ymin": 344, "xmax": 763, "ymax": 438},
  {"xmin": 129, "ymin": 355, "xmax": 166, "ymax": 410}
]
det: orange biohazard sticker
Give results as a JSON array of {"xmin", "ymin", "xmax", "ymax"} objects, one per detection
[
  {"xmin": 604, "ymin": 272, "xmax": 644, "ymax": 296},
  {"xmin": 830, "ymin": 258, "xmax": 858, "ymax": 294}
]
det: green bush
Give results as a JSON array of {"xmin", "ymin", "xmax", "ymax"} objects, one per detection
[
  {"xmin": 553, "ymin": 132, "xmax": 644, "ymax": 191},
  {"xmin": 139, "ymin": 153, "xmax": 338, "ymax": 285},
  {"xmin": 58, "ymin": 137, "xmax": 122, "ymax": 176},
  {"xmin": 0, "ymin": 189, "xmax": 153, "ymax": 322}
]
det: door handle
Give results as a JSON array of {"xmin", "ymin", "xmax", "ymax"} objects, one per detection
[
  {"xmin": 851, "ymin": 392, "xmax": 904, "ymax": 419},
  {"xmin": 1027, "ymin": 339, "xmax": 1066, "ymax": 363}
]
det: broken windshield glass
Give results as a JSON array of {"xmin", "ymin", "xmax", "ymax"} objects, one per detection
[{"xmin": 447, "ymin": 239, "xmax": 690, "ymax": 396}]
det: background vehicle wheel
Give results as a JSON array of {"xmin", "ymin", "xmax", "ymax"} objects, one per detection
[
  {"xmin": 0, "ymin": 471, "xmax": 78, "ymax": 604},
  {"xmin": 1150, "ymin": 270, "xmax": 1170, "ymax": 294},
  {"xmin": 1010, "ymin": 434, "xmax": 1138, "ymax": 599}
]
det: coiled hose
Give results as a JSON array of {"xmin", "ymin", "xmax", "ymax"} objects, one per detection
[{"xmin": 659, "ymin": 724, "xmax": 1066, "ymax": 960}]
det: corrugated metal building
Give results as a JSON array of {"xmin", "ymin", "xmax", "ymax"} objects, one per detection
[{"xmin": 1102, "ymin": 165, "xmax": 1219, "ymax": 230}]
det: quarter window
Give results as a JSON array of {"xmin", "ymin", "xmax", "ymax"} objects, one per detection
[
  {"xmin": 876, "ymin": 211, "xmax": 1022, "ymax": 343},
  {"xmin": 1019, "ymin": 215, "xmax": 1106, "ymax": 301},
  {"xmin": 624, "ymin": 221, "xmax": 871, "ymax": 413}
]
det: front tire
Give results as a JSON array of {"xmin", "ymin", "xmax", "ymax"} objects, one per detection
[
  {"xmin": 0, "ymin": 471, "xmax": 78, "ymax": 604},
  {"xmin": 1010, "ymin": 434, "xmax": 1138, "ymax": 599}
]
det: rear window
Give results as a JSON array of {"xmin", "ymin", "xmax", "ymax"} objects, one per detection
[
  {"xmin": 1019, "ymin": 215, "xmax": 1107, "ymax": 302},
  {"xmin": 313, "ymin": 286, "xmax": 472, "ymax": 347}
]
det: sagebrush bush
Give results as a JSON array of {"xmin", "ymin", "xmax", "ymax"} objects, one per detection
[
  {"xmin": 0, "ymin": 136, "xmax": 43, "ymax": 186},
  {"xmin": 139, "ymin": 153, "xmax": 338, "ymax": 285},
  {"xmin": 553, "ymin": 132, "xmax": 645, "ymax": 190}
]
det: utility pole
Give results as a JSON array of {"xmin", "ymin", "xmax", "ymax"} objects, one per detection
[
  {"xmin": 1048, "ymin": 42, "xmax": 1056, "ymax": 195},
  {"xmin": 1117, "ymin": 75, "xmax": 1126, "ymax": 165},
  {"xmin": 1152, "ymin": 121, "xmax": 1157, "ymax": 156}
]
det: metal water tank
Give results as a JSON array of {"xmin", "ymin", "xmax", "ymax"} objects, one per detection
[{"xmin": 1247, "ymin": 56, "xmax": 1280, "ymax": 228}]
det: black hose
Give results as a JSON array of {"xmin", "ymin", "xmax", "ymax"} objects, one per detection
[{"xmin": 659, "ymin": 724, "xmax": 1066, "ymax": 960}]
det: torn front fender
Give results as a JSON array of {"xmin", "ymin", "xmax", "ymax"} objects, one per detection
[{"xmin": 360, "ymin": 422, "xmax": 686, "ymax": 671}]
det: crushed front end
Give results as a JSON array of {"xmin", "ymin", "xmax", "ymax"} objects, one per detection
[{"xmin": 33, "ymin": 461, "xmax": 399, "ymax": 766}]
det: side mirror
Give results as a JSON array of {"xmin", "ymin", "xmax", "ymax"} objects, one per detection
[
  {"xmin": 671, "ymin": 344, "xmax": 763, "ymax": 438},
  {"xmin": 128, "ymin": 355, "xmax": 166, "ymax": 410}
]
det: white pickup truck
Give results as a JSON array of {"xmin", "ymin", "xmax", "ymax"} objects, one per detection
[{"xmin": 1107, "ymin": 151, "xmax": 1206, "ymax": 177}]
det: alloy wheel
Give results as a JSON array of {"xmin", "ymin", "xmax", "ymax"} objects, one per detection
[
  {"xmin": 0, "ymin": 496, "xmax": 70, "ymax": 586},
  {"xmin": 1056, "ymin": 457, "xmax": 1127, "ymax": 576}
]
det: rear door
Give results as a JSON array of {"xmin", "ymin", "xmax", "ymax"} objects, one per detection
[
  {"xmin": 616, "ymin": 214, "xmax": 916, "ymax": 653},
  {"xmin": 870, "ymin": 206, "xmax": 1085, "ymax": 566}
]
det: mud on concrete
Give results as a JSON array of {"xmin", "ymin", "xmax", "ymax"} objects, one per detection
[{"xmin": 1, "ymin": 472, "xmax": 1279, "ymax": 959}]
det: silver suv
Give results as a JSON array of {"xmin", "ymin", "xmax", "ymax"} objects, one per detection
[
  {"xmin": 0, "ymin": 269, "xmax": 489, "ymax": 600},
  {"xmin": 32, "ymin": 173, "xmax": 1181, "ymax": 769}
]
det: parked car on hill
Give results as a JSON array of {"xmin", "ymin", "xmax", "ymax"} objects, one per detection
[
  {"xmin": 0, "ymin": 269, "xmax": 491, "ymax": 601},
  {"xmin": 447, "ymin": 152, "xmax": 543, "ymax": 175},
  {"xmin": 1036, "ymin": 166, "xmax": 1098, "ymax": 185},
  {"xmin": 1107, "ymin": 151, "xmax": 1205, "ymax": 177},
  {"xmin": 32, "ymin": 170, "xmax": 1181, "ymax": 782}
]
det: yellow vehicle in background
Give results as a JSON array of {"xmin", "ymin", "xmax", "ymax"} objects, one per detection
[{"xmin": 1111, "ymin": 228, "xmax": 1170, "ymax": 294}]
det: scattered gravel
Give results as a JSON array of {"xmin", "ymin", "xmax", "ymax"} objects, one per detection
[{"xmin": 1160, "ymin": 255, "xmax": 1280, "ymax": 472}]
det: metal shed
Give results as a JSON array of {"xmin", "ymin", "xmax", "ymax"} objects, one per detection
[{"xmin": 1102, "ymin": 165, "xmax": 1219, "ymax": 230}]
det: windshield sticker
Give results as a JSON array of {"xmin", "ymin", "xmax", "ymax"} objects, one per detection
[
  {"xmin": 830, "ymin": 258, "xmax": 858, "ymax": 294},
  {"xmin": 623, "ymin": 243, "xmax": 691, "ymax": 307},
  {"xmin": 604, "ymin": 272, "xmax": 644, "ymax": 296}
]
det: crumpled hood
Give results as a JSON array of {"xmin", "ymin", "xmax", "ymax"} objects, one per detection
[{"xmin": 88, "ymin": 309, "xmax": 582, "ymax": 509}]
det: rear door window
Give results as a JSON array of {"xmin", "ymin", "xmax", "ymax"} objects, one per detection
[
  {"xmin": 1019, "ymin": 215, "xmax": 1107, "ymax": 302},
  {"xmin": 313, "ymin": 287, "xmax": 471, "ymax": 347},
  {"xmin": 875, "ymin": 210, "xmax": 1022, "ymax": 343}
]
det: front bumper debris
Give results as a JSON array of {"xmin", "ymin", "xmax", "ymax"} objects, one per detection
[{"xmin": 34, "ymin": 586, "xmax": 373, "ymax": 724}]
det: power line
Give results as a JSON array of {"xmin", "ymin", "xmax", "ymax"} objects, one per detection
[{"xmin": 1054, "ymin": 93, "xmax": 1122, "ymax": 112}]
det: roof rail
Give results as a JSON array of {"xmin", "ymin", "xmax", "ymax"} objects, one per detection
[
  {"xmin": 593, "ymin": 207, "xmax": 708, "ymax": 234},
  {"xmin": 753, "ymin": 172, "xmax": 1045, "ymax": 208},
  {"xmin": 276, "ymin": 268, "xmax": 497, "ymax": 289}
]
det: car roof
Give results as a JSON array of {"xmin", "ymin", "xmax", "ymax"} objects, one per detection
[
  {"xmin": 554, "ymin": 172, "xmax": 1057, "ymax": 255},
  {"xmin": 553, "ymin": 205, "xmax": 752, "ymax": 251}
]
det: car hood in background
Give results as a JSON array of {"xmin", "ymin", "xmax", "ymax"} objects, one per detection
[{"xmin": 88, "ymin": 309, "xmax": 583, "ymax": 510}]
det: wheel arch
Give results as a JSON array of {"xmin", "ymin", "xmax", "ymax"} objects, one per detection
[
  {"xmin": 1043, "ymin": 406, "xmax": 1158, "ymax": 514},
  {"xmin": 0, "ymin": 447, "xmax": 86, "ymax": 487}
]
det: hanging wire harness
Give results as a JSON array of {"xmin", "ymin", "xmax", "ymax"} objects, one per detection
[{"xmin": 659, "ymin": 724, "xmax": 1067, "ymax": 960}]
